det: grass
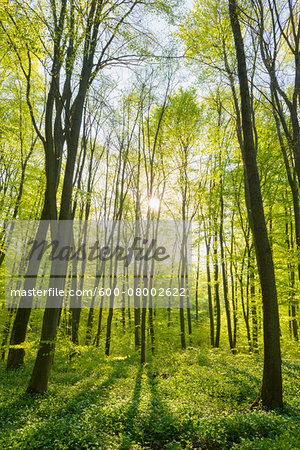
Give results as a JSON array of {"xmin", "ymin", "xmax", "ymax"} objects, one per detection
[{"xmin": 0, "ymin": 344, "xmax": 299, "ymax": 449}]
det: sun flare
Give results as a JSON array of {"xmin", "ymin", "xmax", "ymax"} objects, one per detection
[{"xmin": 148, "ymin": 196, "xmax": 160, "ymax": 212}]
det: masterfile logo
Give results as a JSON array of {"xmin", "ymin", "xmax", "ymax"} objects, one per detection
[
  {"xmin": 5, "ymin": 220, "xmax": 192, "ymax": 309},
  {"xmin": 27, "ymin": 237, "xmax": 170, "ymax": 266}
]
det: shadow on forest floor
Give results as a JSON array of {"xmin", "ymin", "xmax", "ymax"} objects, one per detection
[
  {"xmin": 0, "ymin": 356, "xmax": 131, "ymax": 433},
  {"xmin": 0, "ymin": 350, "xmax": 299, "ymax": 449},
  {"xmin": 120, "ymin": 364, "xmax": 184, "ymax": 449}
]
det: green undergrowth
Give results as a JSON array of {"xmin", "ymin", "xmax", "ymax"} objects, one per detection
[{"xmin": 0, "ymin": 347, "xmax": 299, "ymax": 449}]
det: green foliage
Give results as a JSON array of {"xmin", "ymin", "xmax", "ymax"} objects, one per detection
[
  {"xmin": 0, "ymin": 348, "xmax": 299, "ymax": 449},
  {"xmin": 178, "ymin": 0, "xmax": 236, "ymax": 83}
]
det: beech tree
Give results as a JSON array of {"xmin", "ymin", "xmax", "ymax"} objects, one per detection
[{"xmin": 228, "ymin": 0, "xmax": 283, "ymax": 409}]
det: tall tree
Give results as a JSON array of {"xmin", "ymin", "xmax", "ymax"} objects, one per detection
[{"xmin": 228, "ymin": 0, "xmax": 283, "ymax": 409}]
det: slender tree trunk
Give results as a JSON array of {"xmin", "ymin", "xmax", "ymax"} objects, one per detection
[
  {"xmin": 186, "ymin": 262, "xmax": 192, "ymax": 340},
  {"xmin": 213, "ymin": 227, "xmax": 221, "ymax": 347},
  {"xmin": 229, "ymin": 0, "xmax": 282, "ymax": 408},
  {"xmin": 105, "ymin": 228, "xmax": 119, "ymax": 356},
  {"xmin": 195, "ymin": 239, "xmax": 201, "ymax": 324},
  {"xmin": 230, "ymin": 214, "xmax": 238, "ymax": 349},
  {"xmin": 220, "ymin": 179, "xmax": 234, "ymax": 350},
  {"xmin": 94, "ymin": 304, "xmax": 104, "ymax": 347},
  {"xmin": 148, "ymin": 247, "xmax": 156, "ymax": 354},
  {"xmin": 249, "ymin": 251, "xmax": 258, "ymax": 352},
  {"xmin": 285, "ymin": 214, "xmax": 299, "ymax": 342},
  {"xmin": 240, "ymin": 269, "xmax": 252, "ymax": 352},
  {"xmin": 121, "ymin": 263, "xmax": 126, "ymax": 331},
  {"xmin": 0, "ymin": 308, "xmax": 14, "ymax": 361},
  {"xmin": 206, "ymin": 241, "xmax": 214, "ymax": 347},
  {"xmin": 179, "ymin": 222, "xmax": 187, "ymax": 350}
]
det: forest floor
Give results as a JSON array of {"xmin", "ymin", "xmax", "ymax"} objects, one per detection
[{"xmin": 0, "ymin": 345, "xmax": 299, "ymax": 449}]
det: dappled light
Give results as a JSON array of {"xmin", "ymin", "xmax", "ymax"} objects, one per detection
[{"xmin": 0, "ymin": 0, "xmax": 299, "ymax": 447}]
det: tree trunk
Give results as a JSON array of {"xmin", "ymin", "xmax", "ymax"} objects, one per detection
[
  {"xmin": 229, "ymin": 0, "xmax": 282, "ymax": 409},
  {"xmin": 6, "ymin": 208, "xmax": 50, "ymax": 369},
  {"xmin": 213, "ymin": 228, "xmax": 221, "ymax": 348},
  {"xmin": 206, "ymin": 242, "xmax": 214, "ymax": 347},
  {"xmin": 220, "ymin": 179, "xmax": 234, "ymax": 350},
  {"xmin": 249, "ymin": 251, "xmax": 258, "ymax": 352},
  {"xmin": 0, "ymin": 308, "xmax": 14, "ymax": 361},
  {"xmin": 195, "ymin": 239, "xmax": 201, "ymax": 324}
]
